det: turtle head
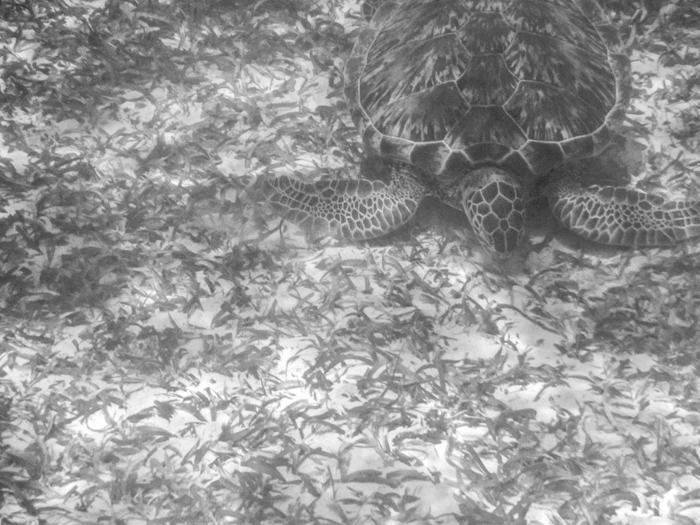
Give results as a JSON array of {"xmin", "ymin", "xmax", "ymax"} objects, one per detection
[{"xmin": 460, "ymin": 166, "xmax": 525, "ymax": 255}]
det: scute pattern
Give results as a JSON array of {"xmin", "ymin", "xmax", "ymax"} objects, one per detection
[
  {"xmin": 373, "ymin": 0, "xmax": 472, "ymax": 42},
  {"xmin": 345, "ymin": 0, "xmax": 627, "ymax": 179},
  {"xmin": 505, "ymin": 82, "xmax": 604, "ymax": 141},
  {"xmin": 462, "ymin": 167, "xmax": 525, "ymax": 253},
  {"xmin": 446, "ymin": 106, "xmax": 526, "ymax": 152},
  {"xmin": 505, "ymin": 0, "xmax": 605, "ymax": 52},
  {"xmin": 457, "ymin": 12, "xmax": 513, "ymax": 54},
  {"xmin": 361, "ymin": 36, "xmax": 470, "ymax": 120},
  {"xmin": 504, "ymin": 32, "xmax": 614, "ymax": 111},
  {"xmin": 517, "ymin": 141, "xmax": 564, "ymax": 174},
  {"xmin": 372, "ymin": 83, "xmax": 468, "ymax": 143},
  {"xmin": 457, "ymin": 54, "xmax": 518, "ymax": 105}
]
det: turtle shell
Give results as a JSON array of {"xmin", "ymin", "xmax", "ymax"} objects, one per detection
[{"xmin": 344, "ymin": 0, "xmax": 631, "ymax": 184}]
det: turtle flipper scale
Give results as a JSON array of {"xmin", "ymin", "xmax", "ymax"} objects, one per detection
[
  {"xmin": 264, "ymin": 169, "xmax": 426, "ymax": 241},
  {"xmin": 550, "ymin": 182, "xmax": 700, "ymax": 247}
]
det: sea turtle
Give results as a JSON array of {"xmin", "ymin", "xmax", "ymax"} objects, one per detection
[{"xmin": 264, "ymin": 0, "xmax": 700, "ymax": 255}]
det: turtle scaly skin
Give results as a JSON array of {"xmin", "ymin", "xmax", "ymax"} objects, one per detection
[
  {"xmin": 266, "ymin": 163, "xmax": 426, "ymax": 240},
  {"xmin": 264, "ymin": 0, "xmax": 700, "ymax": 255},
  {"xmin": 550, "ymin": 182, "xmax": 700, "ymax": 246}
]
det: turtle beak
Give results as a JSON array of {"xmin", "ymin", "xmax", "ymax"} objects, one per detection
[{"xmin": 460, "ymin": 167, "xmax": 525, "ymax": 255}]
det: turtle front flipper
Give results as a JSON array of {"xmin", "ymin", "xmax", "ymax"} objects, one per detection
[
  {"xmin": 550, "ymin": 182, "xmax": 700, "ymax": 247},
  {"xmin": 264, "ymin": 165, "xmax": 427, "ymax": 241}
]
